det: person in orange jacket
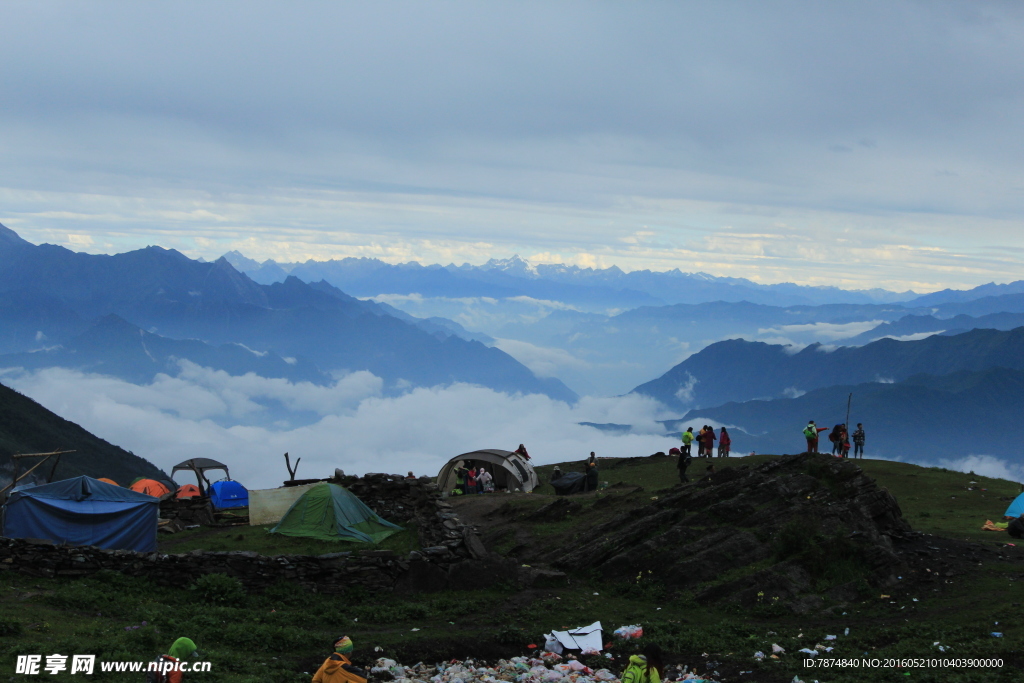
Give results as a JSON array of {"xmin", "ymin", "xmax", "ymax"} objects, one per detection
[{"xmin": 313, "ymin": 636, "xmax": 367, "ymax": 683}]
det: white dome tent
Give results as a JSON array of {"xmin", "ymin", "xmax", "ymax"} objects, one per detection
[{"xmin": 437, "ymin": 449, "xmax": 540, "ymax": 494}]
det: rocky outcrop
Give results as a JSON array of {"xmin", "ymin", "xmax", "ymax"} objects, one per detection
[{"xmin": 548, "ymin": 453, "xmax": 914, "ymax": 613}]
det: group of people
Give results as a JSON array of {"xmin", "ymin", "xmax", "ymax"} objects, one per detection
[
  {"xmin": 803, "ymin": 420, "xmax": 866, "ymax": 458},
  {"xmin": 453, "ymin": 462, "xmax": 494, "ymax": 495},
  {"xmin": 680, "ymin": 425, "xmax": 731, "ymax": 458}
]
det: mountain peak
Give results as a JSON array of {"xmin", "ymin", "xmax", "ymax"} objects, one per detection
[{"xmin": 482, "ymin": 254, "xmax": 539, "ymax": 278}]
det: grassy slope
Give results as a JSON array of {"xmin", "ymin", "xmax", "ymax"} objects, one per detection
[
  {"xmin": 3, "ymin": 455, "xmax": 1023, "ymax": 683},
  {"xmin": 157, "ymin": 522, "xmax": 421, "ymax": 556}
]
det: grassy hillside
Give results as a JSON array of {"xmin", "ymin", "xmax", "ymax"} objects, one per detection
[
  {"xmin": 0, "ymin": 380, "xmax": 165, "ymax": 486},
  {"xmin": 2, "ymin": 454, "xmax": 1023, "ymax": 682}
]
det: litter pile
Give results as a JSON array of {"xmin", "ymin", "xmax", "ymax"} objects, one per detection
[{"xmin": 367, "ymin": 655, "xmax": 721, "ymax": 683}]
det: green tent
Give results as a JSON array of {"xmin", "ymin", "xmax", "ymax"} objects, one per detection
[{"xmin": 268, "ymin": 483, "xmax": 402, "ymax": 543}]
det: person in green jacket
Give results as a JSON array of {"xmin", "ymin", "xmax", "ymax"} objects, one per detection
[
  {"xmin": 621, "ymin": 644, "xmax": 664, "ymax": 683},
  {"xmin": 680, "ymin": 427, "xmax": 694, "ymax": 457}
]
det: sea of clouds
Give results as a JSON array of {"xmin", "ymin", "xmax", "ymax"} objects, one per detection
[{"xmin": 0, "ymin": 365, "xmax": 678, "ymax": 490}]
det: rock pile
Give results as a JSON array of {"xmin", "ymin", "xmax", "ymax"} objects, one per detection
[
  {"xmin": 159, "ymin": 495, "xmax": 216, "ymax": 530},
  {"xmin": 548, "ymin": 453, "xmax": 915, "ymax": 613}
]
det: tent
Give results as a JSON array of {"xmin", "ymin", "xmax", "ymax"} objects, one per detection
[
  {"xmin": 209, "ymin": 480, "xmax": 248, "ymax": 509},
  {"xmin": 1005, "ymin": 492, "xmax": 1024, "ymax": 518},
  {"xmin": 96, "ymin": 478, "xmax": 119, "ymax": 486},
  {"xmin": 436, "ymin": 449, "xmax": 540, "ymax": 494},
  {"xmin": 269, "ymin": 482, "xmax": 402, "ymax": 543},
  {"xmin": 3, "ymin": 476, "xmax": 158, "ymax": 552},
  {"xmin": 171, "ymin": 458, "xmax": 230, "ymax": 494},
  {"xmin": 176, "ymin": 484, "xmax": 202, "ymax": 499},
  {"xmin": 129, "ymin": 479, "xmax": 171, "ymax": 498}
]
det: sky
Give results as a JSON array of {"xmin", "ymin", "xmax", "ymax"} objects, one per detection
[{"xmin": 3, "ymin": 1, "xmax": 1024, "ymax": 292}]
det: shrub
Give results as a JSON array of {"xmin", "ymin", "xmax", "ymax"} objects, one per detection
[
  {"xmin": 190, "ymin": 573, "xmax": 246, "ymax": 604},
  {"xmin": 0, "ymin": 620, "xmax": 23, "ymax": 637}
]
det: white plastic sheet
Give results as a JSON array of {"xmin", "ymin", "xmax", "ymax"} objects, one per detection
[{"xmin": 548, "ymin": 621, "xmax": 603, "ymax": 652}]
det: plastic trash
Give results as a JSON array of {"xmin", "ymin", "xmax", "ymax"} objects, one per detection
[
  {"xmin": 613, "ymin": 625, "xmax": 643, "ymax": 640},
  {"xmin": 824, "ymin": 635, "xmax": 837, "ymax": 640},
  {"xmin": 992, "ymin": 632, "xmax": 1003, "ymax": 638},
  {"xmin": 771, "ymin": 643, "xmax": 784, "ymax": 654},
  {"xmin": 753, "ymin": 651, "xmax": 765, "ymax": 661},
  {"xmin": 844, "ymin": 628, "xmax": 849, "ymax": 636}
]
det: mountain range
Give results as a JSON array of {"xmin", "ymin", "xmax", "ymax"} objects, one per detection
[
  {"xmin": 0, "ymin": 224, "xmax": 575, "ymax": 403},
  {"xmin": 631, "ymin": 326, "xmax": 1024, "ymax": 411}
]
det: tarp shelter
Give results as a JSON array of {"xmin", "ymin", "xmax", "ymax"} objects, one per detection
[
  {"xmin": 249, "ymin": 483, "xmax": 319, "ymax": 526},
  {"xmin": 437, "ymin": 449, "xmax": 540, "ymax": 494},
  {"xmin": 176, "ymin": 484, "xmax": 202, "ymax": 499},
  {"xmin": 209, "ymin": 480, "xmax": 248, "ymax": 509},
  {"xmin": 129, "ymin": 479, "xmax": 171, "ymax": 498},
  {"xmin": 1005, "ymin": 492, "xmax": 1024, "ymax": 518},
  {"xmin": 269, "ymin": 482, "xmax": 402, "ymax": 543},
  {"xmin": 96, "ymin": 478, "xmax": 119, "ymax": 486},
  {"xmin": 551, "ymin": 472, "xmax": 588, "ymax": 496},
  {"xmin": 3, "ymin": 476, "xmax": 158, "ymax": 552},
  {"xmin": 171, "ymin": 458, "xmax": 230, "ymax": 494}
]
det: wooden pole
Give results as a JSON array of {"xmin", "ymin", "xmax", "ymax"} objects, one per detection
[
  {"xmin": 845, "ymin": 393, "xmax": 852, "ymax": 458},
  {"xmin": 0, "ymin": 455, "xmax": 55, "ymax": 497},
  {"xmin": 10, "ymin": 450, "xmax": 76, "ymax": 459}
]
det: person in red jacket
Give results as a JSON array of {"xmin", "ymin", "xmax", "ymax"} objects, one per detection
[
  {"xmin": 703, "ymin": 426, "xmax": 716, "ymax": 457},
  {"xmin": 718, "ymin": 427, "xmax": 731, "ymax": 457}
]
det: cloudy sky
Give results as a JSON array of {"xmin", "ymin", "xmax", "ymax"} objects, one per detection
[{"xmin": 3, "ymin": 1, "xmax": 1024, "ymax": 291}]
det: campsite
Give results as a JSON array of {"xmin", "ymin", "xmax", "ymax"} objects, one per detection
[{"xmin": 1, "ymin": 452, "xmax": 1023, "ymax": 682}]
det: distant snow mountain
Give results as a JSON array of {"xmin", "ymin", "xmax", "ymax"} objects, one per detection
[{"xmin": 220, "ymin": 251, "xmax": 919, "ymax": 308}]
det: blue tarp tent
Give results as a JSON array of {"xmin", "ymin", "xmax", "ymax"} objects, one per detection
[
  {"xmin": 1005, "ymin": 492, "xmax": 1024, "ymax": 518},
  {"xmin": 209, "ymin": 480, "xmax": 248, "ymax": 509},
  {"xmin": 3, "ymin": 476, "xmax": 159, "ymax": 552}
]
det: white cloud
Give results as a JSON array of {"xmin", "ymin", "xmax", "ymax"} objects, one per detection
[
  {"xmin": 874, "ymin": 331, "xmax": 947, "ymax": 342},
  {"xmin": 935, "ymin": 454, "xmax": 1024, "ymax": 483},
  {"xmin": 757, "ymin": 320, "xmax": 885, "ymax": 342},
  {"xmin": 491, "ymin": 338, "xmax": 590, "ymax": 378},
  {"xmin": 783, "ymin": 387, "xmax": 806, "ymax": 399},
  {"xmin": 1, "ymin": 365, "xmax": 676, "ymax": 490},
  {"xmin": 674, "ymin": 372, "xmax": 699, "ymax": 404}
]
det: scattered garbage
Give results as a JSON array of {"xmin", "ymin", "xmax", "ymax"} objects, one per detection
[
  {"xmin": 367, "ymin": 656, "xmax": 724, "ymax": 683},
  {"xmin": 612, "ymin": 625, "xmax": 643, "ymax": 640},
  {"xmin": 991, "ymin": 632, "xmax": 1003, "ymax": 638},
  {"xmin": 771, "ymin": 644, "xmax": 785, "ymax": 654},
  {"xmin": 753, "ymin": 651, "xmax": 765, "ymax": 661},
  {"xmin": 824, "ymin": 635, "xmax": 836, "ymax": 641}
]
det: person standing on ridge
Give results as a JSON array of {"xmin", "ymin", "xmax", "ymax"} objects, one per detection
[
  {"xmin": 703, "ymin": 426, "xmax": 716, "ymax": 458},
  {"xmin": 718, "ymin": 427, "xmax": 731, "ymax": 457},
  {"xmin": 803, "ymin": 421, "xmax": 827, "ymax": 453},
  {"xmin": 515, "ymin": 444, "xmax": 531, "ymax": 460},
  {"xmin": 681, "ymin": 427, "xmax": 694, "ymax": 458},
  {"xmin": 853, "ymin": 423, "xmax": 866, "ymax": 458},
  {"xmin": 677, "ymin": 446, "xmax": 692, "ymax": 483},
  {"xmin": 584, "ymin": 452, "xmax": 599, "ymax": 491}
]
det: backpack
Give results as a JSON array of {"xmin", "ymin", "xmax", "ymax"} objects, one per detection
[
  {"xmin": 145, "ymin": 655, "xmax": 175, "ymax": 683},
  {"xmin": 803, "ymin": 426, "xmax": 815, "ymax": 439}
]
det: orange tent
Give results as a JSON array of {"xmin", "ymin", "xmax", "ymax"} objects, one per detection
[
  {"xmin": 129, "ymin": 479, "xmax": 171, "ymax": 498},
  {"xmin": 97, "ymin": 478, "xmax": 119, "ymax": 486},
  {"xmin": 176, "ymin": 484, "xmax": 202, "ymax": 499}
]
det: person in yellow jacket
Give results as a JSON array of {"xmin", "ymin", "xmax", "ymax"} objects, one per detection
[
  {"xmin": 680, "ymin": 427, "xmax": 694, "ymax": 458},
  {"xmin": 621, "ymin": 644, "xmax": 664, "ymax": 683},
  {"xmin": 312, "ymin": 636, "xmax": 367, "ymax": 683}
]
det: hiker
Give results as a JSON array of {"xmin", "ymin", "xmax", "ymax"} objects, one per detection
[
  {"xmin": 515, "ymin": 444, "xmax": 531, "ymax": 460},
  {"xmin": 829, "ymin": 424, "xmax": 844, "ymax": 455},
  {"xmin": 853, "ymin": 423, "xmax": 866, "ymax": 458},
  {"xmin": 677, "ymin": 448, "xmax": 692, "ymax": 483},
  {"xmin": 454, "ymin": 462, "xmax": 467, "ymax": 495},
  {"xmin": 621, "ymin": 643, "xmax": 664, "ymax": 683},
  {"xmin": 551, "ymin": 466, "xmax": 563, "ymax": 483},
  {"xmin": 585, "ymin": 452, "xmax": 599, "ymax": 492},
  {"xmin": 803, "ymin": 421, "xmax": 828, "ymax": 453},
  {"xmin": 681, "ymin": 427, "xmax": 694, "ymax": 457},
  {"xmin": 312, "ymin": 636, "xmax": 368, "ymax": 683},
  {"xmin": 1009, "ymin": 515, "xmax": 1024, "ymax": 539},
  {"xmin": 405, "ymin": 471, "xmax": 416, "ymax": 480},
  {"xmin": 718, "ymin": 427, "xmax": 731, "ymax": 457},
  {"xmin": 478, "ymin": 466, "xmax": 494, "ymax": 493},
  {"xmin": 466, "ymin": 465, "xmax": 478, "ymax": 495},
  {"xmin": 702, "ymin": 426, "xmax": 716, "ymax": 458},
  {"xmin": 147, "ymin": 637, "xmax": 197, "ymax": 683}
]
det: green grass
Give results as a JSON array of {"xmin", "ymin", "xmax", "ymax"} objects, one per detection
[
  {"xmin": 158, "ymin": 522, "xmax": 420, "ymax": 556},
  {"xmin": 6, "ymin": 454, "xmax": 1024, "ymax": 681}
]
